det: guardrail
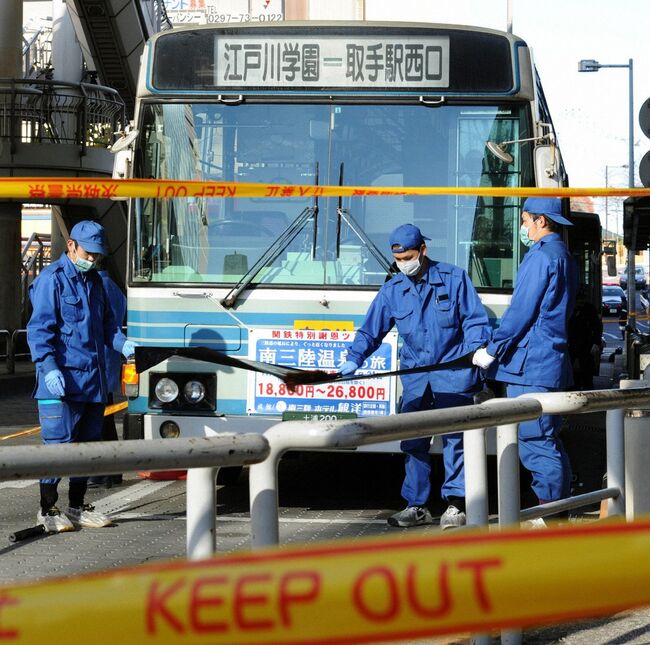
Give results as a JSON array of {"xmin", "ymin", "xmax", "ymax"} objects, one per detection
[
  {"xmin": 0, "ymin": 434, "xmax": 270, "ymax": 560},
  {"xmin": 249, "ymin": 398, "xmax": 544, "ymax": 547},
  {"xmin": 249, "ymin": 384, "xmax": 650, "ymax": 548},
  {"xmin": 248, "ymin": 382, "xmax": 650, "ymax": 645}
]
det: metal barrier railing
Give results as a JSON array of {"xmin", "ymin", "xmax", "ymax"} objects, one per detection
[
  {"xmin": 0, "ymin": 78, "xmax": 125, "ymax": 155},
  {"xmin": 249, "ymin": 384, "xmax": 650, "ymax": 548},
  {"xmin": 0, "ymin": 329, "xmax": 10, "ymax": 365},
  {"xmin": 249, "ymin": 398, "xmax": 544, "ymax": 547},
  {"xmin": 0, "ymin": 434, "xmax": 270, "ymax": 560},
  {"xmin": 3, "ymin": 383, "xmax": 650, "ymax": 643},
  {"xmin": 247, "ymin": 383, "xmax": 650, "ymax": 645},
  {"xmin": 4, "ymin": 329, "xmax": 30, "ymax": 374}
]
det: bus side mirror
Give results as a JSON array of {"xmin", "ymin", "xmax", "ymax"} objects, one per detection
[
  {"xmin": 110, "ymin": 129, "xmax": 138, "ymax": 201},
  {"xmin": 534, "ymin": 144, "xmax": 560, "ymax": 187},
  {"xmin": 110, "ymin": 149, "xmax": 132, "ymax": 201}
]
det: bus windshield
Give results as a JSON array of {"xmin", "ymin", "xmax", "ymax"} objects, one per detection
[{"xmin": 132, "ymin": 101, "xmax": 532, "ymax": 289}]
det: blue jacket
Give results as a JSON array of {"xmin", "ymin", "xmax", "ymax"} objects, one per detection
[
  {"xmin": 347, "ymin": 260, "xmax": 490, "ymax": 399},
  {"xmin": 27, "ymin": 255, "xmax": 127, "ymax": 402},
  {"xmin": 99, "ymin": 270, "xmax": 127, "ymax": 394},
  {"xmin": 487, "ymin": 233, "xmax": 578, "ymax": 388}
]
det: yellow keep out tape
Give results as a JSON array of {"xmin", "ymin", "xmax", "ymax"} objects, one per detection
[
  {"xmin": 2, "ymin": 520, "xmax": 650, "ymax": 643},
  {"xmin": 0, "ymin": 401, "xmax": 128, "ymax": 442},
  {"xmin": 1, "ymin": 177, "xmax": 650, "ymax": 199}
]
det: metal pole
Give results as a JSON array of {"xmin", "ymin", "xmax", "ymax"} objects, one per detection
[
  {"xmin": 464, "ymin": 427, "xmax": 488, "ymax": 527},
  {"xmin": 605, "ymin": 165, "xmax": 609, "ymax": 242},
  {"xmin": 606, "ymin": 408, "xmax": 625, "ymax": 517},
  {"xmin": 628, "ymin": 59, "xmax": 635, "ymax": 190},
  {"xmin": 497, "ymin": 423, "xmax": 521, "ymax": 528},
  {"xmin": 249, "ymin": 448, "xmax": 282, "ymax": 548},
  {"xmin": 466, "ymin": 424, "xmax": 491, "ymax": 645},
  {"xmin": 186, "ymin": 467, "xmax": 217, "ymax": 560},
  {"xmin": 627, "ymin": 248, "xmax": 636, "ymax": 332},
  {"xmin": 623, "ymin": 379, "xmax": 650, "ymax": 521},
  {"xmin": 0, "ymin": 435, "xmax": 270, "ymax": 480},
  {"xmin": 497, "ymin": 423, "xmax": 524, "ymax": 643},
  {"xmin": 627, "ymin": 59, "xmax": 636, "ymax": 329}
]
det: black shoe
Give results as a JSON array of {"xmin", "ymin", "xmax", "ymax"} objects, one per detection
[{"xmin": 108, "ymin": 475, "xmax": 123, "ymax": 486}]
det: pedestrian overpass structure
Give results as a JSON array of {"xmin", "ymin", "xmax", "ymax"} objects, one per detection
[
  {"xmin": 0, "ymin": 0, "xmax": 170, "ymax": 328},
  {"xmin": 65, "ymin": 0, "xmax": 171, "ymax": 117}
]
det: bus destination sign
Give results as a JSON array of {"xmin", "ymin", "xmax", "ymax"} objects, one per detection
[{"xmin": 215, "ymin": 35, "xmax": 450, "ymax": 89}]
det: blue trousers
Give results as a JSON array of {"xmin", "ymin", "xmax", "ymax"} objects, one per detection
[
  {"xmin": 38, "ymin": 399, "xmax": 105, "ymax": 485},
  {"xmin": 399, "ymin": 388, "xmax": 471, "ymax": 507},
  {"xmin": 506, "ymin": 384, "xmax": 572, "ymax": 502}
]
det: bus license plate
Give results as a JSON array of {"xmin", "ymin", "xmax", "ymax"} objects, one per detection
[{"xmin": 282, "ymin": 411, "xmax": 358, "ymax": 422}]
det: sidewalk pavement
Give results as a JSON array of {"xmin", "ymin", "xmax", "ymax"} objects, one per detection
[{"xmin": 2, "ymin": 357, "xmax": 650, "ymax": 643}]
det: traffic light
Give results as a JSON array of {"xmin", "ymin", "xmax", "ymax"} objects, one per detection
[
  {"xmin": 622, "ymin": 99, "xmax": 650, "ymax": 249},
  {"xmin": 639, "ymin": 97, "xmax": 650, "ymax": 188}
]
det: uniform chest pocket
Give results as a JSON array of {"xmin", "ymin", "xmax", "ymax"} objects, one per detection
[
  {"xmin": 393, "ymin": 308, "xmax": 415, "ymax": 336},
  {"xmin": 433, "ymin": 300, "xmax": 456, "ymax": 328},
  {"xmin": 61, "ymin": 295, "xmax": 84, "ymax": 323}
]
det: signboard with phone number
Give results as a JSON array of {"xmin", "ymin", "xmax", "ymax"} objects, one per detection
[
  {"xmin": 247, "ymin": 328, "xmax": 398, "ymax": 417},
  {"xmin": 166, "ymin": 0, "xmax": 283, "ymax": 25}
]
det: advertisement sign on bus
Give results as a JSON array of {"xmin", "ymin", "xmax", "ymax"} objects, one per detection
[{"xmin": 247, "ymin": 328, "xmax": 398, "ymax": 418}]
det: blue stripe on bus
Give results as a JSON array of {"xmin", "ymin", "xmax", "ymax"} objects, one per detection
[
  {"xmin": 127, "ymin": 309, "xmax": 366, "ymax": 324},
  {"xmin": 127, "ymin": 324, "xmax": 243, "ymax": 340},
  {"xmin": 129, "ymin": 312, "xmax": 499, "ymax": 331}
]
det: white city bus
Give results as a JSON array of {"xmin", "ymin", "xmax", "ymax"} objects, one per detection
[{"xmin": 118, "ymin": 21, "xmax": 574, "ymax": 446}]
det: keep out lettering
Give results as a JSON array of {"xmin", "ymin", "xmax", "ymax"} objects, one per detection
[
  {"xmin": 145, "ymin": 557, "xmax": 502, "ymax": 636},
  {"xmin": 0, "ymin": 593, "xmax": 19, "ymax": 640}
]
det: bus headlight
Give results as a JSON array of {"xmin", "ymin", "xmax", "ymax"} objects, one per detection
[
  {"xmin": 149, "ymin": 372, "xmax": 216, "ymax": 411},
  {"xmin": 183, "ymin": 380, "xmax": 206, "ymax": 404},
  {"xmin": 154, "ymin": 378, "xmax": 179, "ymax": 403}
]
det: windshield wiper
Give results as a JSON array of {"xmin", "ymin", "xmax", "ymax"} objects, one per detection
[
  {"xmin": 311, "ymin": 161, "xmax": 320, "ymax": 259},
  {"xmin": 221, "ymin": 166, "xmax": 320, "ymax": 308},
  {"xmin": 335, "ymin": 162, "xmax": 394, "ymax": 275}
]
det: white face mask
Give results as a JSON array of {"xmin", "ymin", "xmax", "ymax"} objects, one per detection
[
  {"xmin": 519, "ymin": 224, "xmax": 535, "ymax": 248},
  {"xmin": 396, "ymin": 255, "xmax": 421, "ymax": 276},
  {"xmin": 71, "ymin": 246, "xmax": 96, "ymax": 272}
]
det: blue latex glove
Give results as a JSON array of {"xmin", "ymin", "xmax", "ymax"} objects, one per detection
[
  {"xmin": 44, "ymin": 369, "xmax": 65, "ymax": 398},
  {"xmin": 121, "ymin": 340, "xmax": 136, "ymax": 358},
  {"xmin": 339, "ymin": 360, "xmax": 359, "ymax": 376}
]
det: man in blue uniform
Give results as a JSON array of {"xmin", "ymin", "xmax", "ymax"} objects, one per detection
[
  {"xmin": 27, "ymin": 221, "xmax": 136, "ymax": 533},
  {"xmin": 340, "ymin": 224, "xmax": 490, "ymax": 529},
  {"xmin": 473, "ymin": 197, "xmax": 578, "ymax": 508}
]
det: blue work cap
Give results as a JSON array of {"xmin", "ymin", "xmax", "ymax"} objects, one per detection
[
  {"xmin": 69, "ymin": 220, "xmax": 108, "ymax": 255},
  {"xmin": 523, "ymin": 197, "xmax": 573, "ymax": 226},
  {"xmin": 389, "ymin": 223, "xmax": 430, "ymax": 252}
]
